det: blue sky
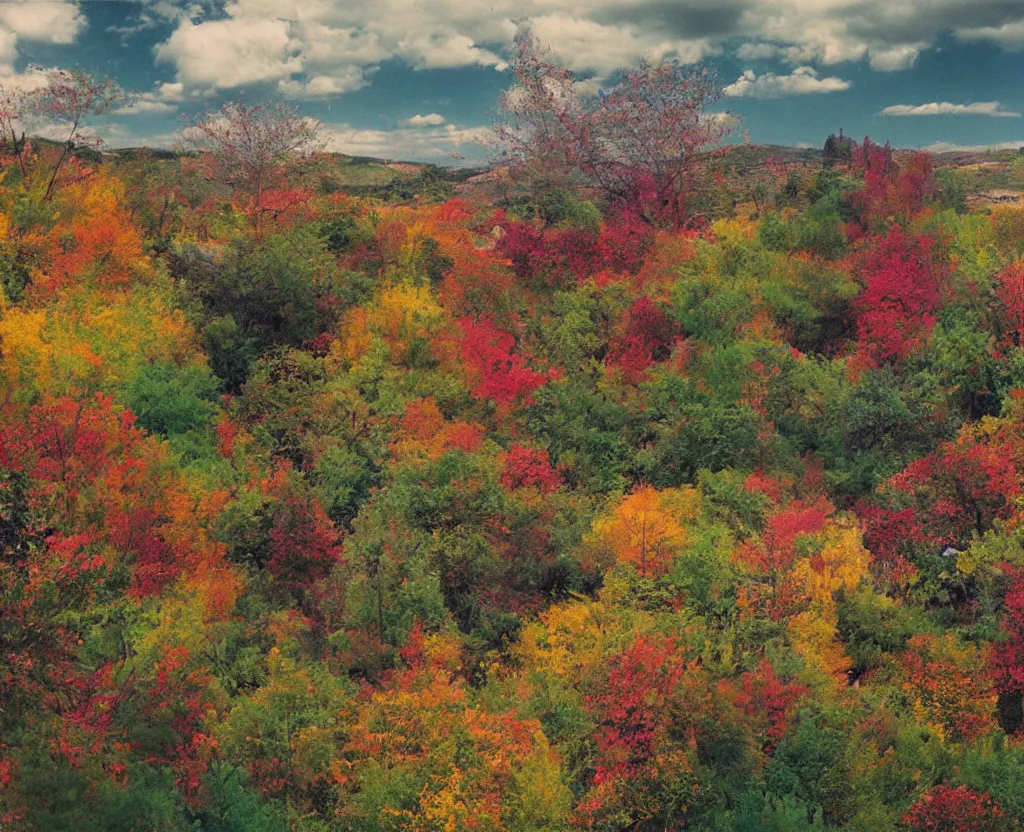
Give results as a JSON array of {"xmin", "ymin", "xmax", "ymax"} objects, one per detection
[{"xmin": 6, "ymin": 0, "xmax": 1024, "ymax": 162}]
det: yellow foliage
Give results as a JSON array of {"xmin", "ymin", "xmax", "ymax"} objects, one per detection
[
  {"xmin": 591, "ymin": 485, "xmax": 696, "ymax": 575},
  {"xmin": 788, "ymin": 606, "xmax": 851, "ymax": 686},
  {"xmin": 0, "ymin": 307, "xmax": 52, "ymax": 395},
  {"xmin": 792, "ymin": 519, "xmax": 871, "ymax": 608},
  {"xmin": 514, "ymin": 600, "xmax": 607, "ymax": 680},
  {"xmin": 332, "ymin": 307, "xmax": 373, "ymax": 365},
  {"xmin": 712, "ymin": 216, "xmax": 757, "ymax": 245},
  {"xmin": 334, "ymin": 283, "xmax": 447, "ymax": 367}
]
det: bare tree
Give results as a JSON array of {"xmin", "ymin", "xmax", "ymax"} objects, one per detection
[
  {"xmin": 494, "ymin": 28, "xmax": 734, "ymax": 229},
  {"xmin": 32, "ymin": 68, "xmax": 122, "ymax": 201},
  {"xmin": 183, "ymin": 101, "xmax": 323, "ymax": 242}
]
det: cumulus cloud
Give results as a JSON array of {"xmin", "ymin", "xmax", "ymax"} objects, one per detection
[
  {"xmin": 116, "ymin": 82, "xmax": 199, "ymax": 116},
  {"xmin": 724, "ymin": 66, "xmax": 851, "ymax": 99},
  {"xmin": 0, "ymin": 1, "xmax": 84, "ymax": 75},
  {"xmin": 116, "ymin": 99, "xmax": 177, "ymax": 116},
  {"xmin": 869, "ymin": 44, "xmax": 924, "ymax": 71},
  {"xmin": 154, "ymin": 16, "xmax": 302, "ymax": 88},
  {"xmin": 405, "ymin": 113, "xmax": 446, "ymax": 127},
  {"xmin": 735, "ymin": 42, "xmax": 786, "ymax": 61},
  {"xmin": 881, "ymin": 101, "xmax": 1022, "ymax": 118},
  {"xmin": 138, "ymin": 0, "xmax": 1024, "ymax": 99},
  {"xmin": 527, "ymin": 12, "xmax": 715, "ymax": 75},
  {"xmin": 0, "ymin": 1, "xmax": 84, "ymax": 44},
  {"xmin": 0, "ymin": 65, "xmax": 53, "ymax": 95}
]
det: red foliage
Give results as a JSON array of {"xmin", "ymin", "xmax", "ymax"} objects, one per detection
[
  {"xmin": 996, "ymin": 261, "xmax": 1024, "ymax": 348},
  {"xmin": 501, "ymin": 445, "xmax": 561, "ymax": 492},
  {"xmin": 730, "ymin": 659, "xmax": 807, "ymax": 752},
  {"xmin": 744, "ymin": 471, "xmax": 788, "ymax": 504},
  {"xmin": 900, "ymin": 635, "xmax": 995, "ymax": 742},
  {"xmin": 902, "ymin": 785, "xmax": 1009, "ymax": 832},
  {"xmin": 498, "ymin": 217, "xmax": 653, "ymax": 287},
  {"xmin": 856, "ymin": 503, "xmax": 925, "ymax": 587},
  {"xmin": 267, "ymin": 467, "xmax": 343, "ymax": 596},
  {"xmin": 215, "ymin": 416, "xmax": 239, "ymax": 458},
  {"xmin": 991, "ymin": 572, "xmax": 1024, "ymax": 698},
  {"xmin": 0, "ymin": 394, "xmax": 142, "ymax": 526},
  {"xmin": 736, "ymin": 499, "xmax": 831, "ymax": 618},
  {"xmin": 854, "ymin": 230, "xmax": 942, "ymax": 364},
  {"xmin": 886, "ymin": 433, "xmax": 1021, "ymax": 545},
  {"xmin": 606, "ymin": 297, "xmax": 678, "ymax": 383},
  {"xmin": 586, "ymin": 635, "xmax": 685, "ymax": 784},
  {"xmin": 458, "ymin": 316, "xmax": 547, "ymax": 406},
  {"xmin": 850, "ymin": 138, "xmax": 935, "ymax": 230}
]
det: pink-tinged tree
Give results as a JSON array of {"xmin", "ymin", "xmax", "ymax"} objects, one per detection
[
  {"xmin": 495, "ymin": 27, "xmax": 732, "ymax": 229},
  {"xmin": 184, "ymin": 101, "xmax": 322, "ymax": 241},
  {"xmin": 581, "ymin": 59, "xmax": 731, "ymax": 229},
  {"xmin": 31, "ymin": 68, "xmax": 122, "ymax": 202},
  {"xmin": 0, "ymin": 82, "xmax": 32, "ymax": 177},
  {"xmin": 854, "ymin": 229, "xmax": 943, "ymax": 364},
  {"xmin": 494, "ymin": 29, "xmax": 579, "ymax": 182}
]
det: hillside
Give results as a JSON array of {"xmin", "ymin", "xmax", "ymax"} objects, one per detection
[{"xmin": 4, "ymin": 128, "xmax": 1024, "ymax": 832}]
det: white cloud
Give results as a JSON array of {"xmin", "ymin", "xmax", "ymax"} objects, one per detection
[
  {"xmin": 736, "ymin": 42, "xmax": 786, "ymax": 61},
  {"xmin": 724, "ymin": 66, "xmax": 851, "ymax": 99},
  {"xmin": 154, "ymin": 16, "xmax": 302, "ymax": 88},
  {"xmin": 922, "ymin": 140, "xmax": 1024, "ymax": 153},
  {"xmin": 957, "ymin": 19, "xmax": 1024, "ymax": 50},
  {"xmin": 115, "ymin": 80, "xmax": 199, "ymax": 116},
  {"xmin": 395, "ymin": 32, "xmax": 506, "ymax": 70},
  {"xmin": 881, "ymin": 101, "xmax": 1022, "ymax": 118},
  {"xmin": 527, "ymin": 13, "xmax": 715, "ymax": 75},
  {"xmin": 405, "ymin": 113, "xmax": 446, "ymax": 127},
  {"xmin": 278, "ymin": 69, "xmax": 368, "ymax": 98},
  {"xmin": 0, "ymin": 30, "xmax": 18, "ymax": 74},
  {"xmin": 319, "ymin": 121, "xmax": 492, "ymax": 163},
  {"xmin": 136, "ymin": 0, "xmax": 1024, "ymax": 100},
  {"xmin": 0, "ymin": 2, "xmax": 84, "ymax": 78},
  {"xmin": 0, "ymin": 65, "xmax": 54, "ymax": 95},
  {"xmin": 0, "ymin": 1, "xmax": 84, "ymax": 44},
  {"xmin": 116, "ymin": 99, "xmax": 177, "ymax": 116},
  {"xmin": 869, "ymin": 44, "xmax": 923, "ymax": 71}
]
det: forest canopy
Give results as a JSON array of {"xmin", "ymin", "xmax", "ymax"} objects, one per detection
[{"xmin": 2, "ymin": 50, "xmax": 1024, "ymax": 832}]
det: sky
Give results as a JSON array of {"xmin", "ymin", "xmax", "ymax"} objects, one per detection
[{"xmin": 4, "ymin": 0, "xmax": 1024, "ymax": 163}]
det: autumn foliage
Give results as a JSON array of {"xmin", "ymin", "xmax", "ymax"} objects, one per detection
[{"xmin": 2, "ymin": 56, "xmax": 1024, "ymax": 832}]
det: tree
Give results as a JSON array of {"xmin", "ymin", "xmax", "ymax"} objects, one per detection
[
  {"xmin": 458, "ymin": 315, "xmax": 548, "ymax": 407},
  {"xmin": 32, "ymin": 68, "xmax": 122, "ymax": 202},
  {"xmin": 591, "ymin": 485, "xmax": 692, "ymax": 575},
  {"xmin": 184, "ymin": 101, "xmax": 322, "ymax": 241},
  {"xmin": 902, "ymin": 785, "xmax": 1012, "ymax": 832},
  {"xmin": 854, "ymin": 230, "xmax": 943, "ymax": 365},
  {"xmin": 495, "ymin": 27, "xmax": 732, "ymax": 229},
  {"xmin": 0, "ymin": 80, "xmax": 32, "ymax": 177}
]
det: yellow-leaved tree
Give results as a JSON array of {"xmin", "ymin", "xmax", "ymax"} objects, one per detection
[
  {"xmin": 788, "ymin": 518, "xmax": 871, "ymax": 687},
  {"xmin": 590, "ymin": 485, "xmax": 697, "ymax": 576}
]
